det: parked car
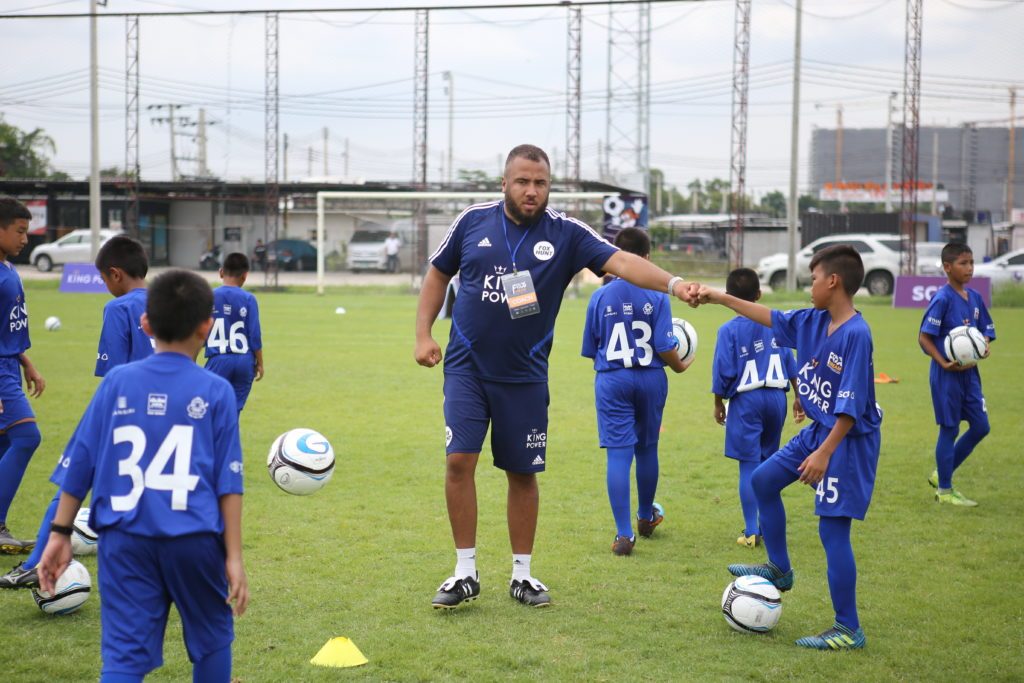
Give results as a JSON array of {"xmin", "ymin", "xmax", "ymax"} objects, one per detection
[
  {"xmin": 346, "ymin": 229, "xmax": 393, "ymax": 272},
  {"xmin": 665, "ymin": 232, "xmax": 723, "ymax": 257},
  {"xmin": 755, "ymin": 233, "xmax": 907, "ymax": 296},
  {"xmin": 266, "ymin": 239, "xmax": 317, "ymax": 271},
  {"xmin": 974, "ymin": 248, "xmax": 1024, "ymax": 285},
  {"xmin": 913, "ymin": 242, "xmax": 946, "ymax": 277},
  {"xmin": 29, "ymin": 229, "xmax": 120, "ymax": 272}
]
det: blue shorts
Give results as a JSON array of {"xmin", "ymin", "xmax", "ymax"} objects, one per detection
[
  {"xmin": 594, "ymin": 368, "xmax": 667, "ymax": 449},
  {"xmin": 767, "ymin": 421, "xmax": 881, "ymax": 520},
  {"xmin": 205, "ymin": 354, "xmax": 255, "ymax": 411},
  {"xmin": 724, "ymin": 389, "xmax": 787, "ymax": 463},
  {"xmin": 0, "ymin": 356, "xmax": 35, "ymax": 430},
  {"xmin": 98, "ymin": 529, "xmax": 233, "ymax": 676},
  {"xmin": 929, "ymin": 364, "xmax": 987, "ymax": 428},
  {"xmin": 443, "ymin": 373, "xmax": 549, "ymax": 473}
]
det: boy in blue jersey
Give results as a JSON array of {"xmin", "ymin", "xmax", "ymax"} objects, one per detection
[
  {"xmin": 37, "ymin": 269, "xmax": 248, "ymax": 683},
  {"xmin": 0, "ymin": 235, "xmax": 153, "ymax": 589},
  {"xmin": 918, "ymin": 242, "xmax": 994, "ymax": 507},
  {"xmin": 582, "ymin": 227, "xmax": 691, "ymax": 556},
  {"xmin": 416, "ymin": 145, "xmax": 699, "ymax": 609},
  {"xmin": 697, "ymin": 245, "xmax": 882, "ymax": 650},
  {"xmin": 0, "ymin": 197, "xmax": 45, "ymax": 555},
  {"xmin": 711, "ymin": 268, "xmax": 803, "ymax": 549},
  {"xmin": 205, "ymin": 252, "xmax": 263, "ymax": 412}
]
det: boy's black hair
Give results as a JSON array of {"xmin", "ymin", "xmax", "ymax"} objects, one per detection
[
  {"xmin": 222, "ymin": 252, "xmax": 250, "ymax": 277},
  {"xmin": 0, "ymin": 197, "xmax": 32, "ymax": 229},
  {"xmin": 146, "ymin": 269, "xmax": 213, "ymax": 342},
  {"xmin": 726, "ymin": 267, "xmax": 760, "ymax": 302},
  {"xmin": 941, "ymin": 241, "xmax": 972, "ymax": 264},
  {"xmin": 504, "ymin": 144, "xmax": 550, "ymax": 172},
  {"xmin": 809, "ymin": 244, "xmax": 864, "ymax": 297},
  {"xmin": 95, "ymin": 234, "xmax": 148, "ymax": 279},
  {"xmin": 613, "ymin": 227, "xmax": 650, "ymax": 257}
]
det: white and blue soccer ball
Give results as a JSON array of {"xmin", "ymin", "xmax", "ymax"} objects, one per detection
[
  {"xmin": 671, "ymin": 317, "xmax": 698, "ymax": 363},
  {"xmin": 944, "ymin": 325, "xmax": 987, "ymax": 367},
  {"xmin": 71, "ymin": 507, "xmax": 98, "ymax": 556},
  {"xmin": 721, "ymin": 575, "xmax": 783, "ymax": 633},
  {"xmin": 267, "ymin": 428, "xmax": 335, "ymax": 495},
  {"xmin": 33, "ymin": 559, "xmax": 92, "ymax": 615},
  {"xmin": 44, "ymin": 316, "xmax": 61, "ymax": 331}
]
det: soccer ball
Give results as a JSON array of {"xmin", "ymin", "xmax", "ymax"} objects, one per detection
[
  {"xmin": 44, "ymin": 316, "xmax": 61, "ymax": 331},
  {"xmin": 943, "ymin": 325, "xmax": 987, "ymax": 367},
  {"xmin": 71, "ymin": 507, "xmax": 98, "ymax": 556},
  {"xmin": 33, "ymin": 559, "xmax": 91, "ymax": 615},
  {"xmin": 267, "ymin": 428, "xmax": 335, "ymax": 495},
  {"xmin": 721, "ymin": 575, "xmax": 783, "ymax": 633},
  {"xmin": 671, "ymin": 317, "xmax": 698, "ymax": 362}
]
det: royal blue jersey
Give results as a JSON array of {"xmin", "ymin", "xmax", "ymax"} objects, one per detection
[
  {"xmin": 771, "ymin": 308, "xmax": 881, "ymax": 436},
  {"xmin": 60, "ymin": 352, "xmax": 243, "ymax": 538},
  {"xmin": 919, "ymin": 284, "xmax": 996, "ymax": 362},
  {"xmin": 581, "ymin": 278, "xmax": 675, "ymax": 372},
  {"xmin": 431, "ymin": 201, "xmax": 618, "ymax": 382},
  {"xmin": 95, "ymin": 288, "xmax": 154, "ymax": 377},
  {"xmin": 711, "ymin": 317, "xmax": 797, "ymax": 400},
  {"xmin": 205, "ymin": 285, "xmax": 262, "ymax": 359},
  {"xmin": 0, "ymin": 261, "xmax": 29, "ymax": 357}
]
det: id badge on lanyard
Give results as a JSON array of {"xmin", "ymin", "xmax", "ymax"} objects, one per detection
[{"xmin": 501, "ymin": 207, "xmax": 541, "ymax": 319}]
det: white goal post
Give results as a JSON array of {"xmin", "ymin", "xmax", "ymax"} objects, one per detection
[{"xmin": 314, "ymin": 190, "xmax": 615, "ymax": 294}]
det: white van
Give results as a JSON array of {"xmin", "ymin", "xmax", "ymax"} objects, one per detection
[{"xmin": 347, "ymin": 229, "xmax": 410, "ymax": 273}]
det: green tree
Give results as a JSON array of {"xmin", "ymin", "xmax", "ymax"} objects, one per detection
[
  {"xmin": 759, "ymin": 190, "xmax": 788, "ymax": 218},
  {"xmin": 0, "ymin": 116, "xmax": 58, "ymax": 178},
  {"xmin": 457, "ymin": 169, "xmax": 498, "ymax": 186}
]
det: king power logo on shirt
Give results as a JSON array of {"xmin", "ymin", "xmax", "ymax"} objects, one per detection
[
  {"xmin": 481, "ymin": 265, "xmax": 508, "ymax": 304},
  {"xmin": 8, "ymin": 303, "xmax": 27, "ymax": 332},
  {"xmin": 797, "ymin": 360, "xmax": 833, "ymax": 414}
]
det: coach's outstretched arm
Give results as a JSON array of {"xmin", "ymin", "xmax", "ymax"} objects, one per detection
[
  {"xmin": 601, "ymin": 250, "xmax": 699, "ymax": 304},
  {"xmin": 415, "ymin": 265, "xmax": 454, "ymax": 368}
]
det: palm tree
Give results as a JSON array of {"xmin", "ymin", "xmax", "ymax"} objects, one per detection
[{"xmin": 0, "ymin": 117, "xmax": 57, "ymax": 178}]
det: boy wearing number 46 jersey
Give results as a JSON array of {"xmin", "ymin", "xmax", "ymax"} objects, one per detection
[
  {"xmin": 697, "ymin": 245, "xmax": 882, "ymax": 651},
  {"xmin": 38, "ymin": 270, "xmax": 248, "ymax": 683},
  {"xmin": 205, "ymin": 253, "xmax": 263, "ymax": 412}
]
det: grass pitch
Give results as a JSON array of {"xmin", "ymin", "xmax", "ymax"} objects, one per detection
[{"xmin": 1, "ymin": 282, "xmax": 1022, "ymax": 682}]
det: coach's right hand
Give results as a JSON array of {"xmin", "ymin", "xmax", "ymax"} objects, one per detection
[{"xmin": 415, "ymin": 336, "xmax": 443, "ymax": 368}]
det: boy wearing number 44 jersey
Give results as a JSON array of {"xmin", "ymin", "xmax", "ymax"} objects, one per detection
[
  {"xmin": 697, "ymin": 245, "xmax": 882, "ymax": 651},
  {"xmin": 205, "ymin": 253, "xmax": 263, "ymax": 413},
  {"xmin": 38, "ymin": 270, "xmax": 248, "ymax": 683},
  {"xmin": 711, "ymin": 268, "xmax": 804, "ymax": 550}
]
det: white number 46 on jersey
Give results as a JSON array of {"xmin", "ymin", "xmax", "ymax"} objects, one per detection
[{"xmin": 208, "ymin": 318, "xmax": 249, "ymax": 354}]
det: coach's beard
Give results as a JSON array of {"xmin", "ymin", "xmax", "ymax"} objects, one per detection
[{"xmin": 505, "ymin": 196, "xmax": 548, "ymax": 226}]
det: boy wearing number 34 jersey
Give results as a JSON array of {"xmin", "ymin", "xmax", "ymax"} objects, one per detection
[{"xmin": 205, "ymin": 253, "xmax": 263, "ymax": 413}]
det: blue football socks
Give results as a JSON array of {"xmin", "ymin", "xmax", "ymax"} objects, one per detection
[
  {"xmin": 953, "ymin": 417, "xmax": 990, "ymax": 472},
  {"xmin": 935, "ymin": 424, "xmax": 958, "ymax": 490},
  {"xmin": 738, "ymin": 459, "xmax": 760, "ymax": 537},
  {"xmin": 634, "ymin": 443, "xmax": 659, "ymax": 522},
  {"xmin": 22, "ymin": 493, "xmax": 60, "ymax": 570},
  {"xmin": 606, "ymin": 447, "xmax": 635, "ymax": 538},
  {"xmin": 0, "ymin": 422, "xmax": 41, "ymax": 521},
  {"xmin": 193, "ymin": 645, "xmax": 231, "ymax": 683},
  {"xmin": 751, "ymin": 459, "xmax": 798, "ymax": 574},
  {"xmin": 820, "ymin": 515, "xmax": 859, "ymax": 632}
]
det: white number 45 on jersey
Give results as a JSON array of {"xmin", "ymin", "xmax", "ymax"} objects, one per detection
[{"xmin": 816, "ymin": 476, "xmax": 839, "ymax": 504}]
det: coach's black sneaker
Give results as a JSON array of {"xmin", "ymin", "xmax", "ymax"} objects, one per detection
[
  {"xmin": 0, "ymin": 562, "xmax": 38, "ymax": 589},
  {"xmin": 509, "ymin": 577, "xmax": 551, "ymax": 608},
  {"xmin": 0, "ymin": 524, "xmax": 33, "ymax": 555},
  {"xmin": 432, "ymin": 573, "xmax": 480, "ymax": 609}
]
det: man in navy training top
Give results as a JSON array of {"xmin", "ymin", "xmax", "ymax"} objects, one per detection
[
  {"xmin": 0, "ymin": 197, "xmax": 45, "ymax": 555},
  {"xmin": 582, "ymin": 227, "xmax": 691, "ymax": 557},
  {"xmin": 415, "ymin": 144, "xmax": 699, "ymax": 609},
  {"xmin": 918, "ymin": 241, "xmax": 994, "ymax": 506},
  {"xmin": 0, "ymin": 235, "xmax": 153, "ymax": 588},
  {"xmin": 205, "ymin": 252, "xmax": 264, "ymax": 413},
  {"xmin": 38, "ymin": 269, "xmax": 248, "ymax": 683}
]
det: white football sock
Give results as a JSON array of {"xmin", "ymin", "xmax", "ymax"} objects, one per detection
[
  {"xmin": 512, "ymin": 554, "xmax": 531, "ymax": 581},
  {"xmin": 454, "ymin": 547, "xmax": 477, "ymax": 579}
]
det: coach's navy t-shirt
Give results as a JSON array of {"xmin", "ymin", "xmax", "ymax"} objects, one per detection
[{"xmin": 431, "ymin": 201, "xmax": 617, "ymax": 383}]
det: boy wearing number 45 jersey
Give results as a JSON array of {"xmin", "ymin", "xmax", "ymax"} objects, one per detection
[
  {"xmin": 205, "ymin": 253, "xmax": 263, "ymax": 412},
  {"xmin": 697, "ymin": 245, "xmax": 882, "ymax": 651},
  {"xmin": 38, "ymin": 270, "xmax": 248, "ymax": 683}
]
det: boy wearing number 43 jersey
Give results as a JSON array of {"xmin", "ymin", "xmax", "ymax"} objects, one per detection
[
  {"xmin": 697, "ymin": 245, "xmax": 882, "ymax": 651},
  {"xmin": 205, "ymin": 253, "xmax": 263, "ymax": 412},
  {"xmin": 38, "ymin": 270, "xmax": 248, "ymax": 683}
]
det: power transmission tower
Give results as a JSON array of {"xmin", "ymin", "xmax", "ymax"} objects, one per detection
[
  {"xmin": 265, "ymin": 11, "xmax": 280, "ymax": 288},
  {"xmin": 604, "ymin": 0, "xmax": 651, "ymax": 189},
  {"xmin": 148, "ymin": 104, "xmax": 189, "ymax": 181},
  {"xmin": 728, "ymin": 0, "xmax": 750, "ymax": 270},
  {"xmin": 412, "ymin": 9, "xmax": 429, "ymax": 270},
  {"xmin": 124, "ymin": 14, "xmax": 140, "ymax": 237},
  {"xmin": 566, "ymin": 4, "xmax": 582, "ymax": 189},
  {"xmin": 899, "ymin": 0, "xmax": 922, "ymax": 274}
]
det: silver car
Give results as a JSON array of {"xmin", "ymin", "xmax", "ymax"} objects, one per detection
[
  {"xmin": 29, "ymin": 229, "xmax": 120, "ymax": 272},
  {"xmin": 974, "ymin": 248, "xmax": 1024, "ymax": 285}
]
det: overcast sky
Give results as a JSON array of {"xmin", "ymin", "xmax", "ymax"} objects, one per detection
[{"xmin": 1, "ymin": 0, "xmax": 1021, "ymax": 199}]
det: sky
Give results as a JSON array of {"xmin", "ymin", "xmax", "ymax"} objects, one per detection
[{"xmin": 1, "ymin": 0, "xmax": 1021, "ymax": 201}]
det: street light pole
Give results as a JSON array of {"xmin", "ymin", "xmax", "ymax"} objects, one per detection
[
  {"xmin": 885, "ymin": 91, "xmax": 897, "ymax": 213},
  {"xmin": 785, "ymin": 0, "xmax": 802, "ymax": 292},
  {"xmin": 89, "ymin": 0, "xmax": 101, "ymax": 259},
  {"xmin": 443, "ymin": 71, "xmax": 453, "ymax": 187}
]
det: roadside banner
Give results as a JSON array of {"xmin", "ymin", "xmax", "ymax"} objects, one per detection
[
  {"xmin": 893, "ymin": 275, "xmax": 991, "ymax": 308},
  {"xmin": 59, "ymin": 263, "xmax": 108, "ymax": 294}
]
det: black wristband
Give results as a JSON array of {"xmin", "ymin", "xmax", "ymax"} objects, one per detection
[{"xmin": 50, "ymin": 522, "xmax": 73, "ymax": 536}]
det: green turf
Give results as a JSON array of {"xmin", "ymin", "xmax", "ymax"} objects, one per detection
[{"xmin": 1, "ymin": 283, "xmax": 1022, "ymax": 681}]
